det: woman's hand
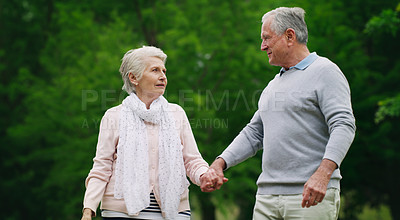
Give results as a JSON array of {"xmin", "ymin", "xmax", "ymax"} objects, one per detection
[
  {"xmin": 81, "ymin": 208, "xmax": 93, "ymax": 220},
  {"xmin": 200, "ymin": 158, "xmax": 228, "ymax": 192}
]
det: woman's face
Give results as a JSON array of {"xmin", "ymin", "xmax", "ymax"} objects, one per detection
[{"xmin": 131, "ymin": 56, "xmax": 167, "ymax": 101}]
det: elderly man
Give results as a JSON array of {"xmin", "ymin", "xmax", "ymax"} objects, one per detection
[{"xmin": 201, "ymin": 7, "xmax": 356, "ymax": 220}]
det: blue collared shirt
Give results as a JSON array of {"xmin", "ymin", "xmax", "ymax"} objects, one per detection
[{"xmin": 279, "ymin": 52, "xmax": 318, "ymax": 75}]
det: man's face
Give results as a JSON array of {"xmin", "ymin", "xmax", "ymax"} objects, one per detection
[{"xmin": 260, "ymin": 18, "xmax": 288, "ymax": 67}]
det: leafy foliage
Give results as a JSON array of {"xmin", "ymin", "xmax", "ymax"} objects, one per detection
[
  {"xmin": 1, "ymin": 0, "xmax": 400, "ymax": 220},
  {"xmin": 365, "ymin": 6, "xmax": 400, "ymax": 36},
  {"xmin": 376, "ymin": 94, "xmax": 400, "ymax": 123}
]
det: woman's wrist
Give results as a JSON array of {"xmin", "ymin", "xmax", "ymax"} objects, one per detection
[{"xmin": 83, "ymin": 208, "xmax": 93, "ymax": 216}]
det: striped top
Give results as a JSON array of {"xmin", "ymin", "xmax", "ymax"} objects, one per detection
[
  {"xmin": 142, "ymin": 192, "xmax": 162, "ymax": 213},
  {"xmin": 101, "ymin": 192, "xmax": 191, "ymax": 219}
]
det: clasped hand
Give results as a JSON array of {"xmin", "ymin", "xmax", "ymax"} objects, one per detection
[{"xmin": 200, "ymin": 167, "xmax": 228, "ymax": 192}]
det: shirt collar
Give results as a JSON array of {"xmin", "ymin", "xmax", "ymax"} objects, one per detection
[{"xmin": 279, "ymin": 52, "xmax": 318, "ymax": 75}]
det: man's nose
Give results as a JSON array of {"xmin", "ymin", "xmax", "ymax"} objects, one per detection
[{"xmin": 261, "ymin": 40, "xmax": 268, "ymax": 51}]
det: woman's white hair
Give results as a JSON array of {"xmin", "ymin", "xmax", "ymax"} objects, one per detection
[
  {"xmin": 261, "ymin": 7, "xmax": 308, "ymax": 44},
  {"xmin": 119, "ymin": 46, "xmax": 167, "ymax": 94}
]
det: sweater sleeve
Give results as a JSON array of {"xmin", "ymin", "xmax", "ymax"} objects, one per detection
[
  {"xmin": 317, "ymin": 63, "xmax": 356, "ymax": 167},
  {"xmin": 83, "ymin": 107, "xmax": 119, "ymax": 216},
  {"xmin": 173, "ymin": 104, "xmax": 209, "ymax": 186},
  {"xmin": 219, "ymin": 110, "xmax": 264, "ymax": 169}
]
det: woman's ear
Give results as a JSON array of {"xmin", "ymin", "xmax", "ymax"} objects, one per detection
[{"xmin": 128, "ymin": 72, "xmax": 138, "ymax": 86}]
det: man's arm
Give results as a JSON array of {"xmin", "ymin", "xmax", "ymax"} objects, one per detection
[
  {"xmin": 302, "ymin": 63, "xmax": 356, "ymax": 208},
  {"xmin": 219, "ymin": 110, "xmax": 264, "ymax": 169},
  {"xmin": 200, "ymin": 110, "xmax": 264, "ymax": 192},
  {"xmin": 317, "ymin": 64, "xmax": 356, "ymax": 168}
]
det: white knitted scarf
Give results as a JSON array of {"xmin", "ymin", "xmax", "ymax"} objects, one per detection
[{"xmin": 114, "ymin": 93, "xmax": 189, "ymax": 219}]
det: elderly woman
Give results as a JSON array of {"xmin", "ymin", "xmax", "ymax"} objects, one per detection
[{"xmin": 81, "ymin": 46, "xmax": 215, "ymax": 220}]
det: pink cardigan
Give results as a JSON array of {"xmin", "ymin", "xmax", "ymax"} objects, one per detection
[{"xmin": 83, "ymin": 103, "xmax": 209, "ymax": 216}]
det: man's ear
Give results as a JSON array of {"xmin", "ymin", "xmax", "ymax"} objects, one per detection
[{"xmin": 285, "ymin": 28, "xmax": 296, "ymax": 44}]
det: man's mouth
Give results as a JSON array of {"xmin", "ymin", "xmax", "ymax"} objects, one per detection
[{"xmin": 156, "ymin": 84, "xmax": 165, "ymax": 87}]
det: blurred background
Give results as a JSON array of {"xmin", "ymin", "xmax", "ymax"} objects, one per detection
[{"xmin": 1, "ymin": 0, "xmax": 400, "ymax": 219}]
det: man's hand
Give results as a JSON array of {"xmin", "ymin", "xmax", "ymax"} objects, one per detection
[
  {"xmin": 81, "ymin": 208, "xmax": 93, "ymax": 220},
  {"xmin": 200, "ymin": 158, "xmax": 228, "ymax": 192},
  {"xmin": 301, "ymin": 159, "xmax": 337, "ymax": 208}
]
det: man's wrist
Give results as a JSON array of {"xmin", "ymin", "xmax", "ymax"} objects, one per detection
[
  {"xmin": 318, "ymin": 159, "xmax": 337, "ymax": 178},
  {"xmin": 211, "ymin": 157, "xmax": 227, "ymax": 170}
]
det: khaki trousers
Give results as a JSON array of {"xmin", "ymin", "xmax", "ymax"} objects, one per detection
[{"xmin": 252, "ymin": 188, "xmax": 340, "ymax": 220}]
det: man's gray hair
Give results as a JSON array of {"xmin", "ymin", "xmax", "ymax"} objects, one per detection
[
  {"xmin": 262, "ymin": 7, "xmax": 308, "ymax": 44},
  {"xmin": 119, "ymin": 46, "xmax": 167, "ymax": 94}
]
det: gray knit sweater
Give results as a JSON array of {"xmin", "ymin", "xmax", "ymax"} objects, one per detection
[{"xmin": 220, "ymin": 53, "xmax": 356, "ymax": 195}]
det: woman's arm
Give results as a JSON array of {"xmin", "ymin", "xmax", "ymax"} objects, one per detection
[
  {"xmin": 174, "ymin": 104, "xmax": 209, "ymax": 186},
  {"xmin": 82, "ymin": 107, "xmax": 120, "ymax": 216}
]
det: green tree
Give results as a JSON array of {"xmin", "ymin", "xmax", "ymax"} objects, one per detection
[
  {"xmin": 2, "ymin": 0, "xmax": 400, "ymax": 219},
  {"xmin": 372, "ymin": 4, "xmax": 400, "ymax": 124},
  {"xmin": 1, "ymin": 1, "xmax": 138, "ymax": 219},
  {"xmin": 340, "ymin": 2, "xmax": 400, "ymax": 220},
  {"xmin": 2, "ymin": 0, "xmax": 271, "ymax": 219},
  {"xmin": 0, "ymin": 0, "xmax": 54, "ymax": 218}
]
